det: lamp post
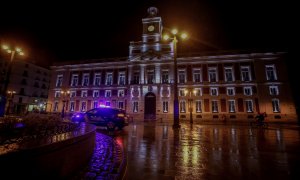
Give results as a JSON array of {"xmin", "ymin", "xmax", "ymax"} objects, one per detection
[
  {"xmin": 6, "ymin": 90, "xmax": 16, "ymax": 115},
  {"xmin": 164, "ymin": 29, "xmax": 188, "ymax": 128},
  {"xmin": 61, "ymin": 90, "xmax": 70, "ymax": 119},
  {"xmin": 0, "ymin": 45, "xmax": 24, "ymax": 117}
]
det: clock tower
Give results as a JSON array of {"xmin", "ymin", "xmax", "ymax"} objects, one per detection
[{"xmin": 142, "ymin": 7, "xmax": 162, "ymax": 43}]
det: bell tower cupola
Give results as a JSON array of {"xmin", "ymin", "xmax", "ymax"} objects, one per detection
[{"xmin": 142, "ymin": 7, "xmax": 162, "ymax": 43}]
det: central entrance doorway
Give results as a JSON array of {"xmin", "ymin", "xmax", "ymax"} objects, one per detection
[{"xmin": 144, "ymin": 92, "xmax": 156, "ymax": 120}]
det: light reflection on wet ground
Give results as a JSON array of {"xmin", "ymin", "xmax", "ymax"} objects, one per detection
[{"xmin": 98, "ymin": 122, "xmax": 300, "ymax": 180}]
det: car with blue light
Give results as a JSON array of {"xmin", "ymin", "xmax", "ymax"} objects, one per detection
[{"xmin": 71, "ymin": 107, "xmax": 128, "ymax": 130}]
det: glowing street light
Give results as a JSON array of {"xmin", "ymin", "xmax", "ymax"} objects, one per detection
[{"xmin": 163, "ymin": 29, "xmax": 188, "ymax": 128}]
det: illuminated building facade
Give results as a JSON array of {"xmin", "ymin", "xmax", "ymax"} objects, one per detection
[{"xmin": 48, "ymin": 7, "xmax": 297, "ymax": 122}]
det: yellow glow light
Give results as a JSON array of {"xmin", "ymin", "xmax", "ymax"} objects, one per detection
[
  {"xmin": 19, "ymin": 52, "xmax": 24, "ymax": 56},
  {"xmin": 163, "ymin": 34, "xmax": 169, "ymax": 40},
  {"xmin": 2, "ymin": 45, "xmax": 9, "ymax": 50},
  {"xmin": 15, "ymin": 47, "xmax": 22, "ymax": 52},
  {"xmin": 181, "ymin": 33, "xmax": 188, "ymax": 39},
  {"xmin": 171, "ymin": 29, "xmax": 178, "ymax": 35},
  {"xmin": 7, "ymin": 50, "xmax": 12, "ymax": 53}
]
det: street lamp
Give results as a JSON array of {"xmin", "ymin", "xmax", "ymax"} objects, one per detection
[
  {"xmin": 163, "ymin": 29, "xmax": 188, "ymax": 128},
  {"xmin": 0, "ymin": 44, "xmax": 25, "ymax": 117},
  {"xmin": 60, "ymin": 90, "xmax": 70, "ymax": 119},
  {"xmin": 6, "ymin": 90, "xmax": 16, "ymax": 115}
]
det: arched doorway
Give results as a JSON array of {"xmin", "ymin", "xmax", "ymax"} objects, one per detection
[{"xmin": 144, "ymin": 92, "xmax": 156, "ymax": 120}]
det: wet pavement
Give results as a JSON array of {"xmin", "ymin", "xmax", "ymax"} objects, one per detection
[{"xmin": 99, "ymin": 122, "xmax": 300, "ymax": 180}]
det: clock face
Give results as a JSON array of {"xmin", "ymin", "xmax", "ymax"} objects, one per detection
[{"xmin": 147, "ymin": 25, "xmax": 155, "ymax": 32}]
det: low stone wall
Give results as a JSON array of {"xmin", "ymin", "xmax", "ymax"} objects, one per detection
[{"xmin": 0, "ymin": 123, "xmax": 96, "ymax": 179}]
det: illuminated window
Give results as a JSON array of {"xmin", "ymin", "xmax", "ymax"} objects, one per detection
[
  {"xmin": 133, "ymin": 101, "xmax": 138, "ymax": 112},
  {"xmin": 196, "ymin": 100, "xmax": 202, "ymax": 112},
  {"xmin": 228, "ymin": 100, "xmax": 235, "ymax": 112},
  {"xmin": 118, "ymin": 90, "xmax": 124, "ymax": 97},
  {"xmin": 225, "ymin": 67, "xmax": 234, "ymax": 82},
  {"xmin": 105, "ymin": 101, "xmax": 111, "ymax": 107},
  {"xmin": 227, "ymin": 87, "xmax": 235, "ymax": 96},
  {"xmin": 245, "ymin": 100, "xmax": 253, "ymax": 112},
  {"xmin": 179, "ymin": 89, "xmax": 185, "ymax": 96},
  {"xmin": 272, "ymin": 99, "xmax": 280, "ymax": 112},
  {"xmin": 55, "ymin": 91, "xmax": 61, "ymax": 98},
  {"xmin": 269, "ymin": 86, "xmax": 279, "ymax": 95},
  {"xmin": 71, "ymin": 74, "xmax": 78, "ymax": 86},
  {"xmin": 180, "ymin": 100, "xmax": 186, "ymax": 112},
  {"xmin": 194, "ymin": 88, "xmax": 202, "ymax": 96},
  {"xmin": 163, "ymin": 101, "xmax": 168, "ymax": 112},
  {"xmin": 70, "ymin": 91, "xmax": 76, "ymax": 98},
  {"xmin": 147, "ymin": 70, "xmax": 155, "ymax": 84},
  {"xmin": 133, "ymin": 71, "xmax": 140, "ymax": 84},
  {"xmin": 266, "ymin": 65, "xmax": 277, "ymax": 81},
  {"xmin": 70, "ymin": 101, "xmax": 75, "ymax": 112}
]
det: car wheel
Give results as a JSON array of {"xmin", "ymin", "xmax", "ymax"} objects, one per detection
[{"xmin": 107, "ymin": 121, "xmax": 115, "ymax": 131}]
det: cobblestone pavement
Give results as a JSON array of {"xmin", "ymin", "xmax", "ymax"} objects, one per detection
[{"xmin": 73, "ymin": 131, "xmax": 126, "ymax": 180}]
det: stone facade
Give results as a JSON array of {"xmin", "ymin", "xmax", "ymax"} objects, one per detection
[{"xmin": 48, "ymin": 7, "xmax": 297, "ymax": 122}]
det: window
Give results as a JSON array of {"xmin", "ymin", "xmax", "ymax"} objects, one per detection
[
  {"xmin": 225, "ymin": 67, "xmax": 234, "ymax": 82},
  {"xmin": 180, "ymin": 100, "xmax": 186, "ymax": 112},
  {"xmin": 70, "ymin": 91, "xmax": 76, "ymax": 98},
  {"xmin": 193, "ymin": 69, "xmax": 202, "ymax": 83},
  {"xmin": 56, "ymin": 75, "xmax": 63, "ymax": 87},
  {"xmin": 93, "ymin": 101, "xmax": 98, "ymax": 108},
  {"xmin": 244, "ymin": 87, "xmax": 252, "ymax": 96},
  {"xmin": 272, "ymin": 99, "xmax": 280, "ymax": 112},
  {"xmin": 118, "ymin": 90, "xmax": 124, "ymax": 97},
  {"xmin": 94, "ymin": 74, "xmax": 101, "ymax": 86},
  {"xmin": 245, "ymin": 100, "xmax": 253, "ymax": 112},
  {"xmin": 71, "ymin": 74, "xmax": 78, "ymax": 86},
  {"xmin": 228, "ymin": 100, "xmax": 235, "ymax": 112},
  {"xmin": 147, "ymin": 70, "xmax": 155, "ymax": 84},
  {"xmin": 82, "ymin": 73, "xmax": 89, "ymax": 86},
  {"xmin": 179, "ymin": 89, "xmax": 185, "ymax": 96},
  {"xmin": 212, "ymin": 100, "xmax": 218, "ymax": 112},
  {"xmin": 55, "ymin": 91, "xmax": 61, "ymax": 98},
  {"xmin": 241, "ymin": 66, "xmax": 251, "ymax": 82},
  {"xmin": 266, "ymin": 65, "xmax": 277, "ymax": 81},
  {"xmin": 118, "ymin": 101, "xmax": 124, "ymax": 109},
  {"xmin": 133, "ymin": 72, "xmax": 140, "ymax": 84},
  {"xmin": 269, "ymin": 86, "xmax": 279, "ymax": 95},
  {"xmin": 210, "ymin": 87, "xmax": 218, "ymax": 96},
  {"xmin": 163, "ymin": 101, "xmax": 168, "ymax": 112},
  {"xmin": 106, "ymin": 73, "xmax": 113, "ymax": 85},
  {"xmin": 54, "ymin": 101, "xmax": 59, "ymax": 112},
  {"xmin": 227, "ymin": 87, "xmax": 235, "ymax": 96},
  {"xmin": 70, "ymin": 101, "xmax": 75, "ymax": 112},
  {"xmin": 81, "ymin": 90, "xmax": 87, "ymax": 97},
  {"xmin": 208, "ymin": 68, "xmax": 217, "ymax": 82},
  {"xmin": 105, "ymin": 90, "xmax": 111, "ymax": 97},
  {"xmin": 179, "ymin": 70, "xmax": 186, "ymax": 83},
  {"xmin": 196, "ymin": 100, "xmax": 202, "ymax": 112},
  {"xmin": 133, "ymin": 101, "xmax": 138, "ymax": 112},
  {"xmin": 119, "ymin": 72, "xmax": 126, "ymax": 85},
  {"xmin": 81, "ymin": 101, "xmax": 87, "ymax": 112},
  {"xmin": 105, "ymin": 101, "xmax": 111, "ymax": 107},
  {"xmin": 162, "ymin": 70, "xmax": 169, "ymax": 83},
  {"xmin": 93, "ymin": 90, "xmax": 99, "ymax": 97},
  {"xmin": 194, "ymin": 88, "xmax": 202, "ymax": 96}
]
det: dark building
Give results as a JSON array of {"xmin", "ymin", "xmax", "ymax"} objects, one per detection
[{"xmin": 48, "ymin": 7, "xmax": 297, "ymax": 122}]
